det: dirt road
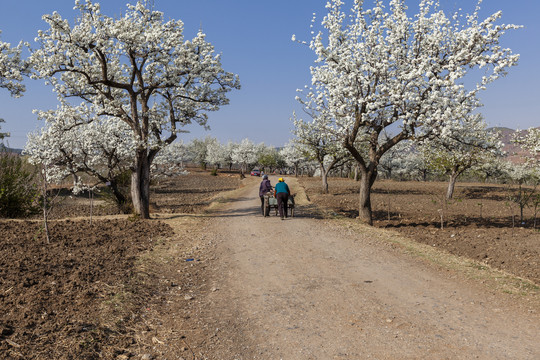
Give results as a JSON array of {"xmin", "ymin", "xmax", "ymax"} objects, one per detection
[{"xmin": 187, "ymin": 176, "xmax": 540, "ymax": 359}]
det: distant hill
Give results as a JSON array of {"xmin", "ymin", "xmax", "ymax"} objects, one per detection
[
  {"xmin": 489, "ymin": 127, "xmax": 536, "ymax": 163},
  {"xmin": 0, "ymin": 146, "xmax": 23, "ymax": 155}
]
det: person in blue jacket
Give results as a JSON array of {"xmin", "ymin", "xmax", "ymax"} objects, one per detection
[
  {"xmin": 259, "ymin": 174, "xmax": 272, "ymax": 216},
  {"xmin": 274, "ymin": 177, "xmax": 290, "ymax": 220}
]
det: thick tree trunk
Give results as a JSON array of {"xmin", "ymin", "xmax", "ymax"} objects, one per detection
[
  {"xmin": 131, "ymin": 151, "xmax": 151, "ymax": 219},
  {"xmin": 446, "ymin": 172, "xmax": 459, "ymax": 200},
  {"xmin": 358, "ymin": 169, "xmax": 377, "ymax": 225}
]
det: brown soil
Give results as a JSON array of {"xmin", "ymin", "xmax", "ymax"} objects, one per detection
[
  {"xmin": 2, "ymin": 172, "xmax": 539, "ymax": 359},
  {"xmin": 297, "ymin": 177, "xmax": 540, "ymax": 285},
  {"xmin": 0, "ymin": 170, "xmax": 241, "ymax": 359},
  {"xmin": 0, "ymin": 218, "xmax": 172, "ymax": 359}
]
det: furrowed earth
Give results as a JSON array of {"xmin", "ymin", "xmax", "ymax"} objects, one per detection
[{"xmin": 1, "ymin": 170, "xmax": 538, "ymax": 359}]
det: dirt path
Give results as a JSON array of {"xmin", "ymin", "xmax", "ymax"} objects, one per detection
[{"xmin": 172, "ymin": 176, "xmax": 540, "ymax": 359}]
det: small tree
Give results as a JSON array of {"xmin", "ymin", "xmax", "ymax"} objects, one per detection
[
  {"xmin": 232, "ymin": 138, "xmax": 257, "ymax": 175},
  {"xmin": 223, "ymin": 141, "xmax": 238, "ymax": 171},
  {"xmin": 257, "ymin": 144, "xmax": 283, "ymax": 174},
  {"xmin": 152, "ymin": 140, "xmax": 190, "ymax": 178},
  {"xmin": 292, "ymin": 113, "xmax": 349, "ymax": 193},
  {"xmin": 422, "ymin": 116, "xmax": 502, "ymax": 199},
  {"xmin": 506, "ymin": 164, "xmax": 539, "ymax": 225},
  {"xmin": 188, "ymin": 136, "xmax": 217, "ymax": 170},
  {"xmin": 280, "ymin": 141, "xmax": 308, "ymax": 177},
  {"xmin": 0, "ymin": 119, "xmax": 9, "ymax": 141},
  {"xmin": 206, "ymin": 138, "xmax": 226, "ymax": 172}
]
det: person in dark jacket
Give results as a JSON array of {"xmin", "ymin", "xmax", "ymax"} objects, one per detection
[
  {"xmin": 274, "ymin": 177, "xmax": 290, "ymax": 220},
  {"xmin": 259, "ymin": 174, "xmax": 272, "ymax": 216}
]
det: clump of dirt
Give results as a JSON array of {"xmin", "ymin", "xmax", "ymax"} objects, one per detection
[
  {"xmin": 0, "ymin": 218, "xmax": 172, "ymax": 359},
  {"xmin": 298, "ymin": 177, "xmax": 540, "ymax": 284}
]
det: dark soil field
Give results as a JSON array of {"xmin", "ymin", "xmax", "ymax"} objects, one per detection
[
  {"xmin": 0, "ymin": 170, "xmax": 241, "ymax": 359},
  {"xmin": 297, "ymin": 177, "xmax": 540, "ymax": 285}
]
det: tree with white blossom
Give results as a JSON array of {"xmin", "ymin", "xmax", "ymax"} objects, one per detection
[
  {"xmin": 1, "ymin": 31, "xmax": 29, "ymax": 142},
  {"xmin": 295, "ymin": 0, "xmax": 520, "ymax": 224},
  {"xmin": 232, "ymin": 138, "xmax": 258, "ymax": 175},
  {"xmin": 188, "ymin": 136, "xmax": 216, "ymax": 170},
  {"xmin": 292, "ymin": 112, "xmax": 349, "ymax": 193},
  {"xmin": 29, "ymin": 0, "xmax": 240, "ymax": 218},
  {"xmin": 280, "ymin": 141, "xmax": 308, "ymax": 176},
  {"xmin": 151, "ymin": 141, "xmax": 190, "ymax": 178},
  {"xmin": 222, "ymin": 141, "xmax": 238, "ymax": 171},
  {"xmin": 422, "ymin": 115, "xmax": 502, "ymax": 199},
  {"xmin": 513, "ymin": 128, "xmax": 540, "ymax": 169},
  {"xmin": 25, "ymin": 103, "xmax": 136, "ymax": 208},
  {"xmin": 205, "ymin": 137, "xmax": 227, "ymax": 171}
]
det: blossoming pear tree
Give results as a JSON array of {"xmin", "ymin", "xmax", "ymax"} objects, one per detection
[
  {"xmin": 205, "ymin": 137, "xmax": 226, "ymax": 171},
  {"xmin": 152, "ymin": 140, "xmax": 190, "ymax": 178},
  {"xmin": 295, "ymin": 0, "xmax": 520, "ymax": 224},
  {"xmin": 292, "ymin": 112, "xmax": 350, "ymax": 193},
  {"xmin": 513, "ymin": 128, "xmax": 540, "ymax": 169},
  {"xmin": 25, "ymin": 102, "xmax": 136, "ymax": 207},
  {"xmin": 279, "ymin": 141, "xmax": 309, "ymax": 177},
  {"xmin": 421, "ymin": 114, "xmax": 502, "ymax": 199},
  {"xmin": 1, "ymin": 31, "xmax": 29, "ymax": 141},
  {"xmin": 231, "ymin": 138, "xmax": 258, "ymax": 175},
  {"xmin": 29, "ymin": 0, "xmax": 240, "ymax": 218}
]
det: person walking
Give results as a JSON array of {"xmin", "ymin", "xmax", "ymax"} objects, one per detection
[
  {"xmin": 274, "ymin": 177, "xmax": 290, "ymax": 220},
  {"xmin": 259, "ymin": 174, "xmax": 272, "ymax": 216}
]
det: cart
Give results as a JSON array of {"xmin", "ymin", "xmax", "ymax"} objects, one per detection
[{"xmin": 263, "ymin": 191, "xmax": 295, "ymax": 217}]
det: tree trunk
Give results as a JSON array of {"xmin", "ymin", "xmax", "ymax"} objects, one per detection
[
  {"xmin": 131, "ymin": 151, "xmax": 151, "ymax": 219},
  {"xmin": 321, "ymin": 164, "xmax": 329, "ymax": 194},
  {"xmin": 446, "ymin": 172, "xmax": 459, "ymax": 200},
  {"xmin": 358, "ymin": 169, "xmax": 377, "ymax": 225},
  {"xmin": 108, "ymin": 180, "xmax": 128, "ymax": 210}
]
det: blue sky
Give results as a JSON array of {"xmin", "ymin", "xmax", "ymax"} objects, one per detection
[{"xmin": 0, "ymin": 0, "xmax": 538, "ymax": 149}]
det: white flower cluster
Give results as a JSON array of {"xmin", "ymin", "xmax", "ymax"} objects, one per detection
[
  {"xmin": 24, "ymin": 102, "xmax": 136, "ymax": 193},
  {"xmin": 231, "ymin": 138, "xmax": 258, "ymax": 173},
  {"xmin": 0, "ymin": 31, "xmax": 28, "ymax": 97},
  {"xmin": 513, "ymin": 127, "xmax": 540, "ymax": 169}
]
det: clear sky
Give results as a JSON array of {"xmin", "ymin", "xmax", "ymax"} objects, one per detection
[{"xmin": 0, "ymin": 0, "xmax": 538, "ymax": 149}]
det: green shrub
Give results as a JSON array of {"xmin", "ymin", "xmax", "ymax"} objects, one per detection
[{"xmin": 0, "ymin": 148, "xmax": 39, "ymax": 217}]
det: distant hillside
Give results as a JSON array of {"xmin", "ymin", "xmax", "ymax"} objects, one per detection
[
  {"xmin": 0, "ymin": 146, "xmax": 23, "ymax": 155},
  {"xmin": 489, "ymin": 127, "xmax": 536, "ymax": 163}
]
